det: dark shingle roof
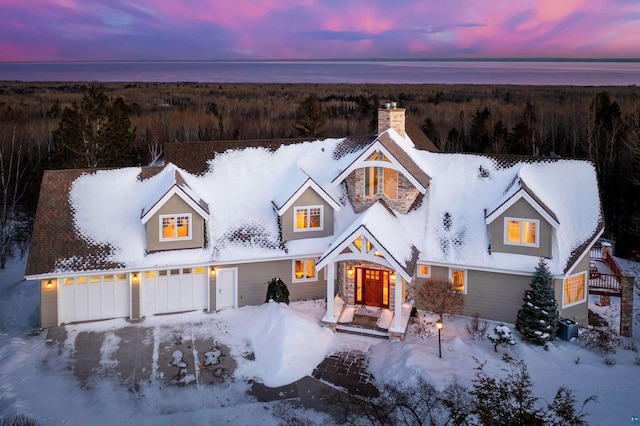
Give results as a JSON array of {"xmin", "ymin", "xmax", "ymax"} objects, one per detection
[
  {"xmin": 25, "ymin": 169, "xmax": 124, "ymax": 276},
  {"xmin": 165, "ymin": 138, "xmax": 312, "ymax": 175}
]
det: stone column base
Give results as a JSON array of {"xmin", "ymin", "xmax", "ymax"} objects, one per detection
[{"xmin": 388, "ymin": 330, "xmax": 406, "ymax": 341}]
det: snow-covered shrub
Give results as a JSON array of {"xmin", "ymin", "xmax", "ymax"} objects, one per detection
[
  {"xmin": 603, "ymin": 355, "xmax": 616, "ymax": 366},
  {"xmin": 265, "ymin": 277, "xmax": 290, "ymax": 304},
  {"xmin": 622, "ymin": 337, "xmax": 638, "ymax": 352},
  {"xmin": 466, "ymin": 312, "xmax": 489, "ymax": 340},
  {"xmin": 410, "ymin": 316, "xmax": 433, "ymax": 339},
  {"xmin": 488, "ymin": 324, "xmax": 516, "ymax": 352},
  {"xmin": 578, "ymin": 326, "xmax": 620, "ymax": 356}
]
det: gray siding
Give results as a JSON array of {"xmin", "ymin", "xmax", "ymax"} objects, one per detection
[
  {"xmin": 281, "ymin": 188, "xmax": 334, "ymax": 241},
  {"xmin": 216, "ymin": 259, "xmax": 326, "ymax": 307},
  {"xmin": 463, "ymin": 270, "xmax": 530, "ymax": 323},
  {"xmin": 415, "ymin": 267, "xmax": 531, "ymax": 324},
  {"xmin": 146, "ymin": 195, "xmax": 205, "ymax": 252},
  {"xmin": 490, "ymin": 198, "xmax": 553, "ymax": 258},
  {"xmin": 40, "ymin": 278, "xmax": 58, "ymax": 328}
]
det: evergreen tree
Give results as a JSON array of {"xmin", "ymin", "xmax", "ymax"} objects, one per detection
[
  {"xmin": 515, "ymin": 258, "xmax": 559, "ymax": 345},
  {"xmin": 294, "ymin": 95, "xmax": 327, "ymax": 138},
  {"xmin": 51, "ymin": 85, "xmax": 139, "ymax": 169},
  {"xmin": 265, "ymin": 277, "xmax": 290, "ymax": 304}
]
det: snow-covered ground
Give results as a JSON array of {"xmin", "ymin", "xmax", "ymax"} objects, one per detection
[{"xmin": 1, "ymin": 256, "xmax": 639, "ymax": 425}]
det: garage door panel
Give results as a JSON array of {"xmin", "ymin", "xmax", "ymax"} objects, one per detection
[
  {"xmin": 142, "ymin": 268, "xmax": 208, "ymax": 316},
  {"xmin": 60, "ymin": 275, "xmax": 129, "ymax": 324}
]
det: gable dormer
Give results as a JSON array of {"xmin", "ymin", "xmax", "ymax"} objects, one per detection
[
  {"xmin": 141, "ymin": 168, "xmax": 209, "ymax": 252},
  {"xmin": 485, "ymin": 177, "xmax": 559, "ymax": 258},
  {"xmin": 333, "ymin": 132, "xmax": 430, "ymax": 214},
  {"xmin": 272, "ymin": 169, "xmax": 341, "ymax": 242}
]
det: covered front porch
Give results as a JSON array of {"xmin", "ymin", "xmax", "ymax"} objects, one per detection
[
  {"xmin": 331, "ymin": 295, "xmax": 414, "ymax": 339},
  {"xmin": 316, "ymin": 204, "xmax": 419, "ymax": 340}
]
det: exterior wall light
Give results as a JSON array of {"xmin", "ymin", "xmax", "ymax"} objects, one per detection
[
  {"xmin": 347, "ymin": 266, "xmax": 354, "ymax": 277},
  {"xmin": 46, "ymin": 280, "xmax": 53, "ymax": 288},
  {"xmin": 210, "ymin": 267, "xmax": 216, "ymax": 278},
  {"xmin": 131, "ymin": 272, "xmax": 140, "ymax": 284},
  {"xmin": 389, "ymin": 271, "xmax": 396, "ymax": 281}
]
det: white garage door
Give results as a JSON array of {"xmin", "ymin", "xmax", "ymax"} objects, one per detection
[
  {"xmin": 141, "ymin": 267, "xmax": 208, "ymax": 316},
  {"xmin": 60, "ymin": 273, "xmax": 130, "ymax": 324}
]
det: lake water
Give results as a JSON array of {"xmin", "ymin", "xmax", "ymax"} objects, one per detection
[{"xmin": 0, "ymin": 60, "xmax": 639, "ymax": 86}]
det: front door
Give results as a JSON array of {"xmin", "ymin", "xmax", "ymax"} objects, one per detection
[
  {"xmin": 355, "ymin": 267, "xmax": 389, "ymax": 308},
  {"xmin": 363, "ymin": 269, "xmax": 382, "ymax": 306}
]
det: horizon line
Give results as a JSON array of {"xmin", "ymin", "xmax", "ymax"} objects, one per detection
[{"xmin": 2, "ymin": 57, "xmax": 640, "ymax": 65}]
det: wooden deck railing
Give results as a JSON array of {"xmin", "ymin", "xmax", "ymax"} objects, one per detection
[{"xmin": 589, "ymin": 274, "xmax": 620, "ymax": 292}]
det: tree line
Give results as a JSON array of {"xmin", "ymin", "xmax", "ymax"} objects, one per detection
[{"xmin": 0, "ymin": 82, "xmax": 639, "ymax": 267}]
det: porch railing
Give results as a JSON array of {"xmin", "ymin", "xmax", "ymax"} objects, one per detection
[{"xmin": 589, "ymin": 273, "xmax": 621, "ymax": 293}]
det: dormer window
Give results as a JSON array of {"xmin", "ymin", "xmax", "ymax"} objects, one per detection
[
  {"xmin": 294, "ymin": 206, "xmax": 323, "ymax": 231},
  {"xmin": 160, "ymin": 214, "xmax": 192, "ymax": 241},
  {"xmin": 504, "ymin": 218, "xmax": 539, "ymax": 247}
]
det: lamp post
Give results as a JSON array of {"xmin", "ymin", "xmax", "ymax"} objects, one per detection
[{"xmin": 436, "ymin": 319, "xmax": 443, "ymax": 358}]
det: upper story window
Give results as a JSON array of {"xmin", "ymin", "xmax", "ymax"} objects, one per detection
[
  {"xmin": 160, "ymin": 214, "xmax": 192, "ymax": 241},
  {"xmin": 364, "ymin": 151, "xmax": 398, "ymax": 200},
  {"xmin": 294, "ymin": 206, "xmax": 323, "ymax": 232},
  {"xmin": 504, "ymin": 218, "xmax": 539, "ymax": 247}
]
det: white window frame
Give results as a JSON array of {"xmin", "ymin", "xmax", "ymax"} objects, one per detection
[
  {"xmin": 417, "ymin": 264, "xmax": 431, "ymax": 278},
  {"xmin": 562, "ymin": 271, "xmax": 587, "ymax": 308},
  {"xmin": 159, "ymin": 213, "xmax": 193, "ymax": 241},
  {"xmin": 503, "ymin": 217, "xmax": 540, "ymax": 247},
  {"xmin": 293, "ymin": 206, "xmax": 324, "ymax": 232},
  {"xmin": 449, "ymin": 268, "xmax": 467, "ymax": 294},
  {"xmin": 292, "ymin": 258, "xmax": 317, "ymax": 282},
  {"xmin": 364, "ymin": 166, "xmax": 398, "ymax": 200}
]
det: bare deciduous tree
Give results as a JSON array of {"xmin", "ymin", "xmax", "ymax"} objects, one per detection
[{"xmin": 416, "ymin": 279, "xmax": 463, "ymax": 322}]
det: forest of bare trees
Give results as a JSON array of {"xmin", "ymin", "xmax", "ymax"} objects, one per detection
[{"xmin": 0, "ymin": 82, "xmax": 639, "ymax": 264}]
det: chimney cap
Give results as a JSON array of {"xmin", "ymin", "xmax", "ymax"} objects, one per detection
[{"xmin": 391, "ymin": 102, "xmax": 397, "ymax": 109}]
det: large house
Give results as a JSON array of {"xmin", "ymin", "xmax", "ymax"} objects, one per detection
[{"xmin": 26, "ymin": 105, "xmax": 603, "ymax": 339}]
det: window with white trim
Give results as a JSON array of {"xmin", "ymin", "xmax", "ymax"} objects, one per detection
[
  {"xmin": 293, "ymin": 259, "xmax": 316, "ymax": 282},
  {"xmin": 294, "ymin": 206, "xmax": 323, "ymax": 231},
  {"xmin": 563, "ymin": 272, "xmax": 586, "ymax": 307},
  {"xmin": 160, "ymin": 214, "xmax": 192, "ymax": 241},
  {"xmin": 450, "ymin": 268, "xmax": 467, "ymax": 293},
  {"xmin": 417, "ymin": 264, "xmax": 431, "ymax": 278},
  {"xmin": 364, "ymin": 166, "xmax": 398, "ymax": 200},
  {"xmin": 504, "ymin": 218, "xmax": 539, "ymax": 247}
]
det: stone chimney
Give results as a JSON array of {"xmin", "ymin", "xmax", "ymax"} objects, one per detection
[{"xmin": 377, "ymin": 102, "xmax": 406, "ymax": 137}]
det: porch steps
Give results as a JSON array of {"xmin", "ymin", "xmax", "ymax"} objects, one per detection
[{"xmin": 335, "ymin": 324, "xmax": 389, "ymax": 339}]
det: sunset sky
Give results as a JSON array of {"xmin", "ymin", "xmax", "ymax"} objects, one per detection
[{"xmin": 1, "ymin": 0, "xmax": 639, "ymax": 62}]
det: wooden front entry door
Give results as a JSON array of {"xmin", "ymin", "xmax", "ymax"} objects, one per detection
[{"xmin": 363, "ymin": 269, "xmax": 383, "ymax": 307}]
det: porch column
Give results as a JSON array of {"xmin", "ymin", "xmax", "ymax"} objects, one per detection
[
  {"xmin": 322, "ymin": 262, "xmax": 337, "ymax": 325},
  {"xmin": 392, "ymin": 275, "xmax": 403, "ymax": 331}
]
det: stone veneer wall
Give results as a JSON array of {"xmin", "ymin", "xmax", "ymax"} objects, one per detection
[
  {"xmin": 339, "ymin": 260, "xmax": 401, "ymax": 309},
  {"xmin": 345, "ymin": 168, "xmax": 422, "ymax": 214},
  {"xmin": 620, "ymin": 273, "xmax": 634, "ymax": 337}
]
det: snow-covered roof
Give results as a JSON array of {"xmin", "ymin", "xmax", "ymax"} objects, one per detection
[
  {"xmin": 272, "ymin": 168, "xmax": 341, "ymax": 215},
  {"xmin": 316, "ymin": 202, "xmax": 419, "ymax": 281},
  {"xmin": 140, "ymin": 166, "xmax": 209, "ymax": 223},
  {"xmin": 26, "ymin": 129, "xmax": 603, "ymax": 278}
]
